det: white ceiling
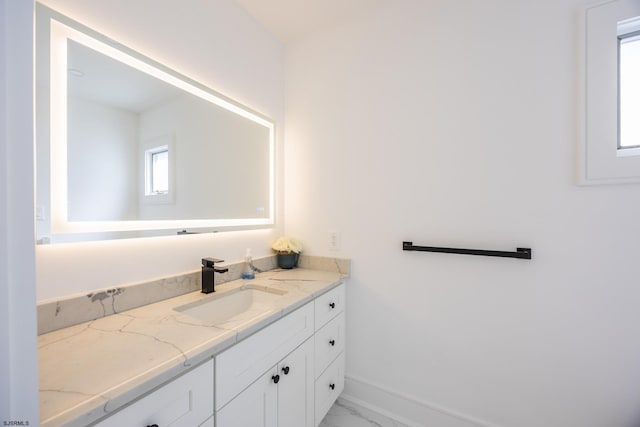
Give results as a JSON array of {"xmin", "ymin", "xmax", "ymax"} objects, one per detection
[
  {"xmin": 67, "ymin": 40, "xmax": 181, "ymax": 112},
  {"xmin": 233, "ymin": 0, "xmax": 388, "ymax": 44}
]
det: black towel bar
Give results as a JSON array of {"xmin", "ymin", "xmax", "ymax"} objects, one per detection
[{"xmin": 402, "ymin": 241, "xmax": 532, "ymax": 260}]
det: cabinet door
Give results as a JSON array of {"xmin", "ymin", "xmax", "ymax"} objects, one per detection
[
  {"xmin": 216, "ymin": 367, "xmax": 278, "ymax": 427},
  {"xmin": 278, "ymin": 338, "xmax": 314, "ymax": 427}
]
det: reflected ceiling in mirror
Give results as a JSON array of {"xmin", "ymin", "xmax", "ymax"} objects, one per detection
[{"xmin": 36, "ymin": 5, "xmax": 275, "ymax": 243}]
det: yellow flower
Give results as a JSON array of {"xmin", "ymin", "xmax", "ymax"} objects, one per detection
[{"xmin": 271, "ymin": 237, "xmax": 302, "ymax": 254}]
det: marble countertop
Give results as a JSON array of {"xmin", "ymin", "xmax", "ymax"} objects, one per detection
[{"xmin": 38, "ymin": 268, "xmax": 345, "ymax": 427}]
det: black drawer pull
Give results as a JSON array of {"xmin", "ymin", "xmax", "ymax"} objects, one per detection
[
  {"xmin": 147, "ymin": 425, "xmax": 159, "ymax": 427},
  {"xmin": 329, "ymin": 302, "xmax": 336, "ymax": 309},
  {"xmin": 272, "ymin": 374, "xmax": 280, "ymax": 384},
  {"xmin": 329, "ymin": 339, "xmax": 336, "ymax": 346},
  {"xmin": 282, "ymin": 366, "xmax": 290, "ymax": 375},
  {"xmin": 329, "ymin": 383, "xmax": 336, "ymax": 390}
]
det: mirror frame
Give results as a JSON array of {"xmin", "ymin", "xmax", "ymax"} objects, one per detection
[{"xmin": 38, "ymin": 5, "xmax": 275, "ymax": 241}]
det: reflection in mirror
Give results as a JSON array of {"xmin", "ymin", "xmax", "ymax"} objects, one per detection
[{"xmin": 36, "ymin": 5, "xmax": 274, "ymax": 243}]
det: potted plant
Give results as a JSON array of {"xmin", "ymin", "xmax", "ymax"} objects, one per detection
[{"xmin": 271, "ymin": 237, "xmax": 302, "ymax": 269}]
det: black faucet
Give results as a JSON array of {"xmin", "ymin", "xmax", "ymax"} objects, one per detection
[{"xmin": 201, "ymin": 258, "xmax": 229, "ymax": 294}]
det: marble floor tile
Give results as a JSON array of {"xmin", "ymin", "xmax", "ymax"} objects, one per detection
[{"xmin": 320, "ymin": 398, "xmax": 411, "ymax": 427}]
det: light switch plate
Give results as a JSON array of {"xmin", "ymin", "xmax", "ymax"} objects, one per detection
[{"xmin": 329, "ymin": 231, "xmax": 341, "ymax": 251}]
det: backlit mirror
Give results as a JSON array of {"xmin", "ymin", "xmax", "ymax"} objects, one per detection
[{"xmin": 35, "ymin": 4, "xmax": 275, "ymax": 243}]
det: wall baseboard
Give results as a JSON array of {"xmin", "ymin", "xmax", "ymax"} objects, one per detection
[{"xmin": 341, "ymin": 375, "xmax": 503, "ymax": 427}]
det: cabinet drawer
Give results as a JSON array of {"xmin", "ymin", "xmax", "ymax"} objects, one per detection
[
  {"xmin": 314, "ymin": 351, "xmax": 344, "ymax": 424},
  {"xmin": 314, "ymin": 283, "xmax": 345, "ymax": 330},
  {"xmin": 315, "ymin": 312, "xmax": 345, "ymax": 377},
  {"xmin": 93, "ymin": 359, "xmax": 214, "ymax": 427},
  {"xmin": 216, "ymin": 302, "xmax": 314, "ymax": 410}
]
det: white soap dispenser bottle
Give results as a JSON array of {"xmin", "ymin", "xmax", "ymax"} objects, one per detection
[{"xmin": 241, "ymin": 248, "xmax": 255, "ymax": 280}]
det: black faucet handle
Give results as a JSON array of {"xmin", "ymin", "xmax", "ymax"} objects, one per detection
[{"xmin": 202, "ymin": 258, "xmax": 224, "ymax": 268}]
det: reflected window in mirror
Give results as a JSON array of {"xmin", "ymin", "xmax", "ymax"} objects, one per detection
[
  {"xmin": 148, "ymin": 147, "xmax": 169, "ymax": 195},
  {"xmin": 142, "ymin": 136, "xmax": 173, "ymax": 206}
]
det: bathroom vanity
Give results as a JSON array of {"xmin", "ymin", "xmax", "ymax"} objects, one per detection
[
  {"xmin": 34, "ymin": 5, "xmax": 347, "ymax": 425},
  {"xmin": 38, "ymin": 268, "xmax": 346, "ymax": 427}
]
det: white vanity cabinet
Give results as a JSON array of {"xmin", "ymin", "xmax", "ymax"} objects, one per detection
[
  {"xmin": 215, "ymin": 282, "xmax": 346, "ymax": 427},
  {"xmin": 215, "ymin": 302, "xmax": 315, "ymax": 427},
  {"xmin": 216, "ymin": 338, "xmax": 314, "ymax": 427},
  {"xmin": 92, "ymin": 359, "xmax": 214, "ymax": 427},
  {"xmin": 90, "ymin": 283, "xmax": 346, "ymax": 427}
]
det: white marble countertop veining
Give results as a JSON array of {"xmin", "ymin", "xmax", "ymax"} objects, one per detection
[{"xmin": 38, "ymin": 268, "xmax": 346, "ymax": 427}]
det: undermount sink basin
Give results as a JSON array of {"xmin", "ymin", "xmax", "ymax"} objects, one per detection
[{"xmin": 175, "ymin": 286, "xmax": 287, "ymax": 325}]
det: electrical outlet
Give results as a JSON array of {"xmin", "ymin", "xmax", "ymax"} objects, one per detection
[{"xmin": 329, "ymin": 231, "xmax": 341, "ymax": 251}]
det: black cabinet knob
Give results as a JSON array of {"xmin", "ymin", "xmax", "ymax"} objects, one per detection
[
  {"xmin": 329, "ymin": 302, "xmax": 336, "ymax": 309},
  {"xmin": 329, "ymin": 339, "xmax": 336, "ymax": 346},
  {"xmin": 282, "ymin": 366, "xmax": 290, "ymax": 375},
  {"xmin": 329, "ymin": 383, "xmax": 336, "ymax": 390},
  {"xmin": 147, "ymin": 425, "xmax": 159, "ymax": 427},
  {"xmin": 272, "ymin": 374, "xmax": 280, "ymax": 384}
]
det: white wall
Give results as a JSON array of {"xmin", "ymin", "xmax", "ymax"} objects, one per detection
[
  {"xmin": 0, "ymin": 0, "xmax": 39, "ymax": 422},
  {"xmin": 36, "ymin": 0, "xmax": 285, "ymax": 301},
  {"xmin": 285, "ymin": 1, "xmax": 640, "ymax": 426}
]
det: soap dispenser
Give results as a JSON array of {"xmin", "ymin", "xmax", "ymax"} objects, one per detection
[{"xmin": 241, "ymin": 248, "xmax": 255, "ymax": 280}]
